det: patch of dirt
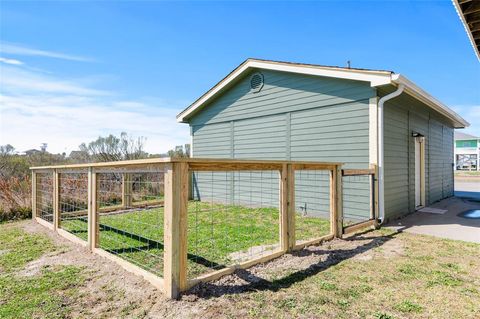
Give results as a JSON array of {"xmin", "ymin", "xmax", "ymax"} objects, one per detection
[
  {"xmin": 18, "ymin": 221, "xmax": 169, "ymax": 318},
  {"xmin": 352, "ymin": 237, "xmax": 405, "ymax": 261},
  {"xmin": 18, "ymin": 220, "xmax": 401, "ymax": 318},
  {"xmin": 228, "ymin": 243, "xmax": 279, "ymax": 262}
]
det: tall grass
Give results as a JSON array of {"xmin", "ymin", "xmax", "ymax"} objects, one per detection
[{"xmin": 0, "ymin": 176, "xmax": 32, "ymax": 222}]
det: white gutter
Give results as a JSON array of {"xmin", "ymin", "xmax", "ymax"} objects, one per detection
[{"xmin": 378, "ymin": 84, "xmax": 405, "ymax": 224}]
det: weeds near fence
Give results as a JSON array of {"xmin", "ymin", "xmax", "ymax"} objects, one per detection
[{"xmin": 0, "ymin": 176, "xmax": 31, "ymax": 222}]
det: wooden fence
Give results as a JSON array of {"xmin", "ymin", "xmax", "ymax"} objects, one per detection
[{"xmin": 31, "ymin": 158, "xmax": 377, "ymax": 299}]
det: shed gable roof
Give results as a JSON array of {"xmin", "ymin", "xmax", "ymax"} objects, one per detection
[{"xmin": 177, "ymin": 58, "xmax": 469, "ymax": 128}]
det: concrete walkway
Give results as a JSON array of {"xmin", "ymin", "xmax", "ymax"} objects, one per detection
[{"xmin": 387, "ymin": 183, "xmax": 480, "ymax": 243}]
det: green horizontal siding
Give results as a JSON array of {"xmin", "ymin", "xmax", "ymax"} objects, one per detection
[
  {"xmin": 189, "ymin": 69, "xmax": 374, "ymax": 221},
  {"xmin": 189, "ymin": 69, "xmax": 374, "ymax": 126},
  {"xmin": 381, "ymin": 89, "xmax": 455, "ymax": 220},
  {"xmin": 456, "ymin": 140, "xmax": 478, "ymax": 148}
]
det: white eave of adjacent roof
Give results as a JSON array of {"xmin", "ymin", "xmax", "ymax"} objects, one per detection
[
  {"xmin": 176, "ymin": 59, "xmax": 469, "ymax": 128},
  {"xmin": 452, "ymin": 0, "xmax": 480, "ymax": 62}
]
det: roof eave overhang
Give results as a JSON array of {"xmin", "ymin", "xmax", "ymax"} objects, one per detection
[
  {"xmin": 391, "ymin": 74, "xmax": 469, "ymax": 128},
  {"xmin": 177, "ymin": 59, "xmax": 469, "ymax": 129},
  {"xmin": 452, "ymin": 0, "xmax": 480, "ymax": 62}
]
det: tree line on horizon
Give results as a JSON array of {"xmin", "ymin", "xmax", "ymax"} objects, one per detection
[
  {"xmin": 1, "ymin": 132, "xmax": 190, "ymax": 179},
  {"xmin": 0, "ymin": 132, "xmax": 190, "ymax": 220}
]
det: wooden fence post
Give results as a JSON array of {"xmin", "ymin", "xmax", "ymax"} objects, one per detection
[
  {"xmin": 164, "ymin": 162, "xmax": 189, "ymax": 299},
  {"xmin": 330, "ymin": 165, "xmax": 344, "ymax": 238},
  {"xmin": 122, "ymin": 173, "xmax": 133, "ymax": 208},
  {"xmin": 280, "ymin": 164, "xmax": 296, "ymax": 252},
  {"xmin": 88, "ymin": 168, "xmax": 99, "ymax": 251},
  {"xmin": 336, "ymin": 165, "xmax": 344, "ymax": 237},
  {"xmin": 53, "ymin": 170, "xmax": 60, "ymax": 230},
  {"xmin": 280, "ymin": 165, "xmax": 288, "ymax": 251},
  {"xmin": 31, "ymin": 172, "xmax": 37, "ymax": 220},
  {"xmin": 370, "ymin": 164, "xmax": 379, "ymax": 228}
]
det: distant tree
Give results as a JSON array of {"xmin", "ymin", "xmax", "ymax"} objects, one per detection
[
  {"xmin": 0, "ymin": 144, "xmax": 15, "ymax": 156},
  {"xmin": 68, "ymin": 150, "xmax": 91, "ymax": 163},
  {"xmin": 167, "ymin": 144, "xmax": 191, "ymax": 158},
  {"xmin": 0, "ymin": 145, "xmax": 17, "ymax": 176},
  {"xmin": 0, "ymin": 144, "xmax": 66, "ymax": 178},
  {"xmin": 79, "ymin": 132, "xmax": 148, "ymax": 162}
]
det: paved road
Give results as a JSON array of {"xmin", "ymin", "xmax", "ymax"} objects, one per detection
[{"xmin": 455, "ymin": 179, "xmax": 480, "ymax": 201}]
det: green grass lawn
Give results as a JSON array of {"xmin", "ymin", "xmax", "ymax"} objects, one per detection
[
  {"xmin": 1, "ymin": 221, "xmax": 479, "ymax": 318},
  {"xmin": 61, "ymin": 201, "xmax": 330, "ymax": 278},
  {"xmin": 0, "ymin": 226, "xmax": 85, "ymax": 319}
]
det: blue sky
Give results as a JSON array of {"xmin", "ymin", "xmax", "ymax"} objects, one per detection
[{"xmin": 1, "ymin": 1, "xmax": 479, "ymax": 154}]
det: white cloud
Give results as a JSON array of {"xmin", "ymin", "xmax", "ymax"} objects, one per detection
[
  {"xmin": 0, "ymin": 61, "xmax": 189, "ymax": 155},
  {"xmin": 0, "ymin": 57, "xmax": 23, "ymax": 65},
  {"xmin": 1, "ymin": 65, "xmax": 109, "ymax": 96},
  {"xmin": 0, "ymin": 42, "xmax": 93, "ymax": 62}
]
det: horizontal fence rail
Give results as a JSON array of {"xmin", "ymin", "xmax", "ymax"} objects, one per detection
[{"xmin": 31, "ymin": 158, "xmax": 377, "ymax": 299}]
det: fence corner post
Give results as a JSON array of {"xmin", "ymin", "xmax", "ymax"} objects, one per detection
[
  {"xmin": 164, "ymin": 161, "xmax": 189, "ymax": 299},
  {"xmin": 53, "ymin": 169, "xmax": 60, "ymax": 231},
  {"xmin": 88, "ymin": 167, "xmax": 98, "ymax": 251},
  {"xmin": 330, "ymin": 165, "xmax": 344, "ymax": 238},
  {"xmin": 31, "ymin": 171, "xmax": 37, "ymax": 220}
]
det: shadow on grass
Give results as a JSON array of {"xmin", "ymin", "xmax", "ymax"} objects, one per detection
[{"xmin": 185, "ymin": 229, "xmax": 399, "ymax": 299}]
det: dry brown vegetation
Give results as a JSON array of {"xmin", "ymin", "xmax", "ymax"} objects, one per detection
[{"xmin": 0, "ymin": 176, "xmax": 31, "ymax": 221}]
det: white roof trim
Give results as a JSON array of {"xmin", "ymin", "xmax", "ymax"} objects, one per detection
[
  {"xmin": 177, "ymin": 59, "xmax": 469, "ymax": 128},
  {"xmin": 392, "ymin": 74, "xmax": 469, "ymax": 128},
  {"xmin": 177, "ymin": 59, "xmax": 392, "ymax": 122}
]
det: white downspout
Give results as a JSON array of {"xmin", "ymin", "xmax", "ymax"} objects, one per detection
[{"xmin": 378, "ymin": 84, "xmax": 405, "ymax": 224}]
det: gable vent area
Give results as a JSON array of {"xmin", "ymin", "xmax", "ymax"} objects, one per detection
[{"xmin": 250, "ymin": 72, "xmax": 264, "ymax": 92}]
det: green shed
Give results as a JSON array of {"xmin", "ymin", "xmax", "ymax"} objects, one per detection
[{"xmin": 177, "ymin": 59, "xmax": 469, "ymax": 222}]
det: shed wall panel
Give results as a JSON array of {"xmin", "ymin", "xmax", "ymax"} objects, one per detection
[
  {"xmin": 190, "ymin": 70, "xmax": 374, "ymax": 222},
  {"xmin": 382, "ymin": 90, "xmax": 455, "ymax": 220}
]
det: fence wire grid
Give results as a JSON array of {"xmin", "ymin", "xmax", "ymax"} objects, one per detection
[
  {"xmin": 294, "ymin": 169, "xmax": 332, "ymax": 244},
  {"xmin": 188, "ymin": 170, "xmax": 281, "ymax": 278},
  {"xmin": 342, "ymin": 174, "xmax": 374, "ymax": 225},
  {"xmin": 36, "ymin": 173, "xmax": 53, "ymax": 223},
  {"xmin": 97, "ymin": 167, "xmax": 166, "ymax": 276},
  {"xmin": 59, "ymin": 171, "xmax": 88, "ymax": 240}
]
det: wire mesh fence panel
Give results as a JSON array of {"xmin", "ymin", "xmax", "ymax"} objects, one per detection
[
  {"xmin": 342, "ymin": 174, "xmax": 373, "ymax": 225},
  {"xmin": 97, "ymin": 166, "xmax": 166, "ymax": 277},
  {"xmin": 294, "ymin": 170, "xmax": 331, "ymax": 244},
  {"xmin": 36, "ymin": 173, "xmax": 54, "ymax": 223},
  {"xmin": 188, "ymin": 170, "xmax": 280, "ymax": 279},
  {"xmin": 59, "ymin": 171, "xmax": 89, "ymax": 240}
]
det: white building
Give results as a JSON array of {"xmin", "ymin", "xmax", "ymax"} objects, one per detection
[{"xmin": 455, "ymin": 131, "xmax": 480, "ymax": 171}]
